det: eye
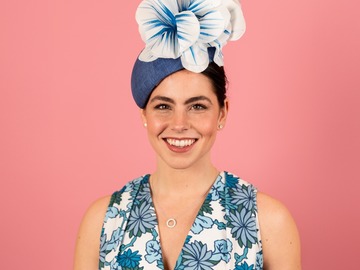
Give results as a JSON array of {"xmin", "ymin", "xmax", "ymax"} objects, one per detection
[
  {"xmin": 190, "ymin": 103, "xmax": 207, "ymax": 111},
  {"xmin": 154, "ymin": 104, "xmax": 171, "ymax": 110}
]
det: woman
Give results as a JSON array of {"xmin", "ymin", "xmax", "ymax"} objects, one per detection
[{"xmin": 74, "ymin": 0, "xmax": 301, "ymax": 269}]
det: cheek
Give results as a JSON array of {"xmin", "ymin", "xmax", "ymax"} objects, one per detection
[
  {"xmin": 196, "ymin": 118, "xmax": 218, "ymax": 135},
  {"xmin": 147, "ymin": 118, "xmax": 167, "ymax": 136}
]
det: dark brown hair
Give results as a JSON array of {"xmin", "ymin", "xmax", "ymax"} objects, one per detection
[{"xmin": 201, "ymin": 62, "xmax": 228, "ymax": 108}]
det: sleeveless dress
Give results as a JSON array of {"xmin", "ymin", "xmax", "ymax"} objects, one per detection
[{"xmin": 99, "ymin": 171, "xmax": 263, "ymax": 270}]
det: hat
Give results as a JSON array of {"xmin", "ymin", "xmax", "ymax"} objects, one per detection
[{"xmin": 131, "ymin": 0, "xmax": 246, "ymax": 108}]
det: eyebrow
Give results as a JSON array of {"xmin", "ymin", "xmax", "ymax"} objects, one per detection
[
  {"xmin": 184, "ymin": 96, "xmax": 213, "ymax": 105},
  {"xmin": 149, "ymin": 96, "xmax": 175, "ymax": 104},
  {"xmin": 149, "ymin": 95, "xmax": 212, "ymax": 105}
]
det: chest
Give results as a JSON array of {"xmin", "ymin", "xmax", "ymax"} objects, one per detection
[
  {"xmin": 155, "ymin": 200, "xmax": 204, "ymax": 270},
  {"xmin": 100, "ymin": 173, "xmax": 263, "ymax": 270},
  {"xmin": 121, "ymin": 196, "xmax": 231, "ymax": 270}
]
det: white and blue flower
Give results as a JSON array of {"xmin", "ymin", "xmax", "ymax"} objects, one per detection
[
  {"xmin": 109, "ymin": 259, "xmax": 119, "ymax": 270},
  {"xmin": 99, "ymin": 233, "xmax": 107, "ymax": 264},
  {"xmin": 228, "ymin": 207, "xmax": 258, "ymax": 247},
  {"xmin": 225, "ymin": 171, "xmax": 240, "ymax": 188},
  {"xmin": 210, "ymin": 175, "xmax": 225, "ymax": 201},
  {"xmin": 235, "ymin": 261, "xmax": 255, "ymax": 270},
  {"xmin": 136, "ymin": 0, "xmax": 245, "ymax": 72},
  {"xmin": 231, "ymin": 185, "xmax": 256, "ymax": 211},
  {"xmin": 256, "ymin": 250, "xmax": 263, "ymax": 269},
  {"xmin": 106, "ymin": 228, "xmax": 123, "ymax": 252},
  {"xmin": 145, "ymin": 239, "xmax": 162, "ymax": 263},
  {"xmin": 99, "ymin": 228, "xmax": 124, "ymax": 269},
  {"xmin": 182, "ymin": 241, "xmax": 215, "ymax": 270},
  {"xmin": 117, "ymin": 249, "xmax": 142, "ymax": 268},
  {"xmin": 105, "ymin": 206, "xmax": 120, "ymax": 219},
  {"xmin": 127, "ymin": 201, "xmax": 157, "ymax": 237},
  {"xmin": 137, "ymin": 183, "xmax": 152, "ymax": 203},
  {"xmin": 191, "ymin": 214, "xmax": 214, "ymax": 234},
  {"xmin": 212, "ymin": 239, "xmax": 233, "ymax": 263}
]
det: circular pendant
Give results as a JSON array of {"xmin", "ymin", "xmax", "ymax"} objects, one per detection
[{"xmin": 166, "ymin": 218, "xmax": 176, "ymax": 228}]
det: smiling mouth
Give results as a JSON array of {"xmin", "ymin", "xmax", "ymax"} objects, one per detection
[{"xmin": 165, "ymin": 138, "xmax": 196, "ymax": 148}]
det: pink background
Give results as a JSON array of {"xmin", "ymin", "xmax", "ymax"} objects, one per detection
[{"xmin": 1, "ymin": 0, "xmax": 359, "ymax": 269}]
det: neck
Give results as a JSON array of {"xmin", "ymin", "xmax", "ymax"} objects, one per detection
[{"xmin": 150, "ymin": 158, "xmax": 220, "ymax": 198}]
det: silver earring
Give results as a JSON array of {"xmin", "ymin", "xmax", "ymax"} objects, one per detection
[
  {"xmin": 144, "ymin": 123, "xmax": 147, "ymax": 127},
  {"xmin": 218, "ymin": 124, "xmax": 223, "ymax": 129}
]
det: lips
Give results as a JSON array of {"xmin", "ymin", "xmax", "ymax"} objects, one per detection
[
  {"xmin": 163, "ymin": 138, "xmax": 197, "ymax": 153},
  {"xmin": 166, "ymin": 138, "xmax": 196, "ymax": 148}
]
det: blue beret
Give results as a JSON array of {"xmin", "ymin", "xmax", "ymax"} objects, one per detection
[
  {"xmin": 131, "ymin": 57, "xmax": 184, "ymax": 108},
  {"xmin": 131, "ymin": 48, "xmax": 216, "ymax": 108}
]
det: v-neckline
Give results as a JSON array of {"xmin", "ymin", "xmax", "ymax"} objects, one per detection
[{"xmin": 143, "ymin": 172, "xmax": 223, "ymax": 270}]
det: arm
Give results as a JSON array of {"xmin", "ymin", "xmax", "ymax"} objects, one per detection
[
  {"xmin": 74, "ymin": 195, "xmax": 111, "ymax": 270},
  {"xmin": 257, "ymin": 192, "xmax": 301, "ymax": 270}
]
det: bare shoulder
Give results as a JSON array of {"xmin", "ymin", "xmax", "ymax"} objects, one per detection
[
  {"xmin": 74, "ymin": 195, "xmax": 111, "ymax": 270},
  {"xmin": 257, "ymin": 192, "xmax": 302, "ymax": 270}
]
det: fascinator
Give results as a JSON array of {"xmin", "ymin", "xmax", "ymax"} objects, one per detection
[{"xmin": 131, "ymin": 0, "xmax": 246, "ymax": 108}]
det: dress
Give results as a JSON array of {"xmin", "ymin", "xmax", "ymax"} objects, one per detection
[{"xmin": 99, "ymin": 171, "xmax": 263, "ymax": 270}]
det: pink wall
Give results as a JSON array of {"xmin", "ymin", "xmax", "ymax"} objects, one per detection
[{"xmin": 1, "ymin": 0, "xmax": 359, "ymax": 269}]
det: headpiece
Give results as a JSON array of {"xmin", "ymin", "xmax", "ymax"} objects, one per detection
[{"xmin": 131, "ymin": 0, "xmax": 246, "ymax": 108}]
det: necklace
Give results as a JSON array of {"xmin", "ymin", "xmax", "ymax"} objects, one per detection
[
  {"xmin": 153, "ymin": 195, "xmax": 206, "ymax": 228},
  {"xmin": 150, "ymin": 178, "xmax": 215, "ymax": 229}
]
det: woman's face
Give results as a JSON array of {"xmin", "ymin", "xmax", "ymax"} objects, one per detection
[{"xmin": 141, "ymin": 69, "xmax": 228, "ymax": 170}]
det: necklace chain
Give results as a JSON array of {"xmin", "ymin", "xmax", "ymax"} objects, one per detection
[
  {"xmin": 152, "ymin": 195, "xmax": 206, "ymax": 228},
  {"xmin": 150, "ymin": 177, "xmax": 215, "ymax": 229}
]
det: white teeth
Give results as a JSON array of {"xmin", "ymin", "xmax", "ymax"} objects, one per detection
[{"xmin": 166, "ymin": 139, "xmax": 195, "ymax": 148}]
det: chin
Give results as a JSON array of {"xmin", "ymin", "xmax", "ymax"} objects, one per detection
[
  {"xmin": 159, "ymin": 151, "xmax": 211, "ymax": 171},
  {"xmin": 162, "ymin": 160, "xmax": 196, "ymax": 171}
]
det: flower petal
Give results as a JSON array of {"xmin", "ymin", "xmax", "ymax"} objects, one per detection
[
  {"xmin": 197, "ymin": 9, "xmax": 226, "ymax": 43},
  {"xmin": 208, "ymin": 20, "xmax": 234, "ymax": 66},
  {"xmin": 136, "ymin": 0, "xmax": 179, "ymax": 58},
  {"xmin": 138, "ymin": 47, "xmax": 159, "ymax": 62},
  {"xmin": 175, "ymin": 11, "xmax": 200, "ymax": 53},
  {"xmin": 207, "ymin": 38, "xmax": 223, "ymax": 66},
  {"xmin": 181, "ymin": 43, "xmax": 209, "ymax": 72},
  {"xmin": 186, "ymin": 0, "xmax": 222, "ymax": 14},
  {"xmin": 222, "ymin": 0, "xmax": 246, "ymax": 40}
]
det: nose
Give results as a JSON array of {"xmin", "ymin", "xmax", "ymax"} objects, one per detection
[{"xmin": 171, "ymin": 110, "xmax": 189, "ymax": 132}]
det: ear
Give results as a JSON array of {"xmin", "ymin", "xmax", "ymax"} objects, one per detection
[
  {"xmin": 140, "ymin": 109, "xmax": 147, "ymax": 126},
  {"xmin": 218, "ymin": 98, "xmax": 229, "ymax": 127}
]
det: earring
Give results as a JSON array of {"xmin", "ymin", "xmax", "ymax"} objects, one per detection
[
  {"xmin": 144, "ymin": 123, "xmax": 147, "ymax": 127},
  {"xmin": 218, "ymin": 124, "xmax": 223, "ymax": 129}
]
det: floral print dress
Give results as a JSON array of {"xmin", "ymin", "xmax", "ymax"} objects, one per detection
[{"xmin": 99, "ymin": 171, "xmax": 263, "ymax": 270}]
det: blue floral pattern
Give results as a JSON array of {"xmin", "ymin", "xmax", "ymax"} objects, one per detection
[{"xmin": 99, "ymin": 171, "xmax": 262, "ymax": 269}]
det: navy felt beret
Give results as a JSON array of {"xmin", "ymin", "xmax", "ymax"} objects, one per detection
[
  {"xmin": 131, "ymin": 48, "xmax": 216, "ymax": 108},
  {"xmin": 131, "ymin": 57, "xmax": 184, "ymax": 108}
]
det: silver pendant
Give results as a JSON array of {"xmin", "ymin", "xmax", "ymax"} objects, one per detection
[{"xmin": 166, "ymin": 218, "xmax": 176, "ymax": 228}]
